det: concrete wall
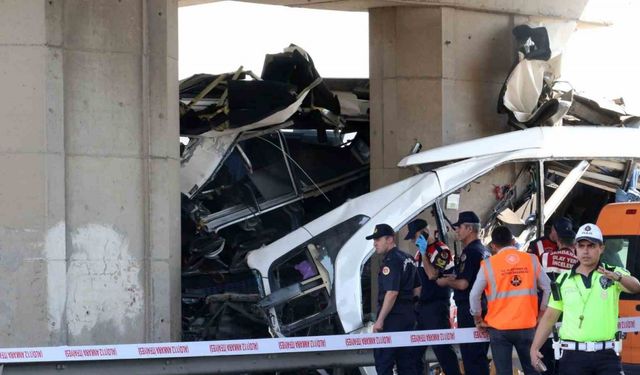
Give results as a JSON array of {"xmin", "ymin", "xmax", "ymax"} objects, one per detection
[{"xmin": 0, "ymin": 0, "xmax": 180, "ymax": 346}]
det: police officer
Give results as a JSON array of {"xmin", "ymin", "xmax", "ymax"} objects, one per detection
[
  {"xmin": 530, "ymin": 223, "xmax": 640, "ymax": 375},
  {"xmin": 437, "ymin": 211, "xmax": 490, "ymax": 375},
  {"xmin": 367, "ymin": 223, "xmax": 419, "ymax": 375},
  {"xmin": 527, "ymin": 217, "xmax": 573, "ymax": 262},
  {"xmin": 406, "ymin": 219, "xmax": 461, "ymax": 375},
  {"xmin": 538, "ymin": 223, "xmax": 578, "ymax": 374}
]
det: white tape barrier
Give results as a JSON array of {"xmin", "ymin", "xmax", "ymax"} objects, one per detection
[{"xmin": 1, "ymin": 317, "xmax": 639, "ymax": 364}]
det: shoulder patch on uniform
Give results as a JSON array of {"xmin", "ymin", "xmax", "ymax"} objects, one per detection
[
  {"xmin": 460, "ymin": 253, "xmax": 467, "ymax": 262},
  {"xmin": 599, "ymin": 275, "xmax": 613, "ymax": 290},
  {"xmin": 382, "ymin": 266, "xmax": 390, "ymax": 275}
]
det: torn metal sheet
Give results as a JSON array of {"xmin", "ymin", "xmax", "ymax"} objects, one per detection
[
  {"xmin": 180, "ymin": 45, "xmax": 371, "ymax": 342},
  {"xmin": 181, "ymin": 134, "xmax": 238, "ymax": 198},
  {"xmin": 497, "ymin": 22, "xmax": 577, "ymax": 128}
]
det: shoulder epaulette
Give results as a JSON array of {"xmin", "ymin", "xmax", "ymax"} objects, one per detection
[
  {"xmin": 557, "ymin": 271, "xmax": 570, "ymax": 288},
  {"xmin": 604, "ymin": 263, "xmax": 616, "ymax": 272}
]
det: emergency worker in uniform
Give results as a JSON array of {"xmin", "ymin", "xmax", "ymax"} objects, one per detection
[
  {"xmin": 527, "ymin": 218, "xmax": 573, "ymax": 262},
  {"xmin": 470, "ymin": 226, "xmax": 551, "ymax": 375},
  {"xmin": 437, "ymin": 211, "xmax": 490, "ymax": 375},
  {"xmin": 530, "ymin": 224, "xmax": 640, "ymax": 375},
  {"xmin": 406, "ymin": 219, "xmax": 461, "ymax": 375},
  {"xmin": 367, "ymin": 223, "xmax": 419, "ymax": 375},
  {"xmin": 538, "ymin": 224, "xmax": 578, "ymax": 374}
]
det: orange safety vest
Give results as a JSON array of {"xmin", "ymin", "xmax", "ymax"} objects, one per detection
[{"xmin": 482, "ymin": 248, "xmax": 540, "ymax": 330}]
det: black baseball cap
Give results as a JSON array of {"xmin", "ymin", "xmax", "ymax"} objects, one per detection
[
  {"xmin": 365, "ymin": 223, "xmax": 395, "ymax": 240},
  {"xmin": 404, "ymin": 219, "xmax": 427, "ymax": 240},
  {"xmin": 451, "ymin": 211, "xmax": 480, "ymax": 228},
  {"xmin": 553, "ymin": 217, "xmax": 575, "ymax": 238},
  {"xmin": 490, "ymin": 226, "xmax": 513, "ymax": 246}
]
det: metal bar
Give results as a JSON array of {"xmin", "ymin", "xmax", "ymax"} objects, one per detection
[
  {"xmin": 186, "ymin": 73, "xmax": 227, "ymax": 109},
  {"xmin": 543, "ymin": 161, "xmax": 590, "ymax": 224},
  {"xmin": 1, "ymin": 351, "xmax": 374, "ymax": 375},
  {"xmin": 279, "ymin": 131, "xmax": 300, "ymax": 196},
  {"xmin": 237, "ymin": 121, "xmax": 294, "ymax": 142},
  {"xmin": 620, "ymin": 159, "xmax": 636, "ymax": 190},
  {"xmin": 536, "ymin": 160, "xmax": 545, "ymax": 239},
  {"xmin": 434, "ymin": 199, "xmax": 449, "ymax": 246},
  {"xmin": 547, "ymin": 169, "xmax": 617, "ymax": 193}
]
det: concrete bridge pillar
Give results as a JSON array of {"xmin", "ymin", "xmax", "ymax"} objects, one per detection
[
  {"xmin": 0, "ymin": 0, "xmax": 180, "ymax": 346},
  {"xmin": 369, "ymin": 4, "xmax": 586, "ymax": 214}
]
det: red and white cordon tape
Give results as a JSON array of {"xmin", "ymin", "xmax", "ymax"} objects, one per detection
[{"xmin": 1, "ymin": 317, "xmax": 638, "ymax": 364}]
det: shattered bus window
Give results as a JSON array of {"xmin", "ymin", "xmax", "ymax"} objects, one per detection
[{"xmin": 258, "ymin": 215, "xmax": 369, "ymax": 336}]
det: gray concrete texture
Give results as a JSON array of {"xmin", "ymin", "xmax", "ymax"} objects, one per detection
[
  {"xmin": 368, "ymin": 6, "xmax": 578, "ymax": 219},
  {"xmin": 183, "ymin": 0, "xmax": 591, "ymax": 22},
  {"xmin": 0, "ymin": 0, "xmax": 180, "ymax": 346}
]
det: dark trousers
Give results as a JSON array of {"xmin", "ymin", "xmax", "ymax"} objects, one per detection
[
  {"xmin": 414, "ymin": 300, "xmax": 461, "ymax": 375},
  {"xmin": 487, "ymin": 327, "xmax": 538, "ymax": 375},
  {"xmin": 374, "ymin": 309, "xmax": 418, "ymax": 375},
  {"xmin": 540, "ymin": 338, "xmax": 557, "ymax": 374},
  {"xmin": 558, "ymin": 349, "xmax": 623, "ymax": 375},
  {"xmin": 456, "ymin": 301, "xmax": 490, "ymax": 375}
]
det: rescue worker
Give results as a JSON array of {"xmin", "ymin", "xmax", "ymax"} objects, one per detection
[
  {"xmin": 530, "ymin": 223, "xmax": 640, "ymax": 375},
  {"xmin": 367, "ymin": 223, "xmax": 419, "ymax": 375},
  {"xmin": 406, "ymin": 219, "xmax": 461, "ymax": 375},
  {"xmin": 541, "ymin": 226, "xmax": 578, "ymax": 281},
  {"xmin": 537, "ymin": 223, "xmax": 579, "ymax": 374},
  {"xmin": 470, "ymin": 226, "xmax": 551, "ymax": 375},
  {"xmin": 527, "ymin": 217, "xmax": 573, "ymax": 262},
  {"xmin": 437, "ymin": 211, "xmax": 490, "ymax": 375}
]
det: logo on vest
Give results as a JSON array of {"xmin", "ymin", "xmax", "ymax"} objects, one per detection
[
  {"xmin": 599, "ymin": 275, "xmax": 613, "ymax": 290},
  {"xmin": 510, "ymin": 275, "xmax": 522, "ymax": 286},
  {"xmin": 506, "ymin": 254, "xmax": 519, "ymax": 265},
  {"xmin": 382, "ymin": 266, "xmax": 390, "ymax": 275}
]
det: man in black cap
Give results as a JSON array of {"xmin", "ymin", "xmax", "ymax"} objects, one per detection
[
  {"xmin": 406, "ymin": 219, "xmax": 461, "ymax": 375},
  {"xmin": 527, "ymin": 217, "xmax": 574, "ymax": 263},
  {"xmin": 366, "ymin": 223, "xmax": 419, "ymax": 375},
  {"xmin": 437, "ymin": 211, "xmax": 490, "ymax": 375}
]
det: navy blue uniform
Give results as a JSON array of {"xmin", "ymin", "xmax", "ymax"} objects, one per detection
[
  {"xmin": 414, "ymin": 241, "xmax": 461, "ymax": 375},
  {"xmin": 374, "ymin": 247, "xmax": 418, "ymax": 375},
  {"xmin": 454, "ymin": 239, "xmax": 490, "ymax": 375}
]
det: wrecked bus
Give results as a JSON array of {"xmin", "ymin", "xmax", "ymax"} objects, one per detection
[{"xmin": 246, "ymin": 126, "xmax": 640, "ymax": 370}]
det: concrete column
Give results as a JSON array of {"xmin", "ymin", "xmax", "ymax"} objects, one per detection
[
  {"xmin": 0, "ymin": 0, "xmax": 179, "ymax": 346},
  {"xmin": 369, "ymin": 6, "xmax": 552, "ymax": 218}
]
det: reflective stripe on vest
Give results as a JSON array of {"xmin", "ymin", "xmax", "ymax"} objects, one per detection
[{"xmin": 483, "ymin": 249, "xmax": 540, "ymax": 329}]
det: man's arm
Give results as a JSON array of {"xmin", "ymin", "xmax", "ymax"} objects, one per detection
[
  {"xmin": 436, "ymin": 276, "xmax": 469, "ymax": 290},
  {"xmin": 530, "ymin": 307, "xmax": 562, "ymax": 369},
  {"xmin": 469, "ymin": 266, "xmax": 487, "ymax": 322},
  {"xmin": 422, "ymin": 254, "xmax": 439, "ymax": 280},
  {"xmin": 536, "ymin": 259, "xmax": 552, "ymax": 312},
  {"xmin": 373, "ymin": 291, "xmax": 399, "ymax": 332},
  {"xmin": 599, "ymin": 266, "xmax": 640, "ymax": 294},
  {"xmin": 620, "ymin": 274, "xmax": 640, "ymax": 294}
]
